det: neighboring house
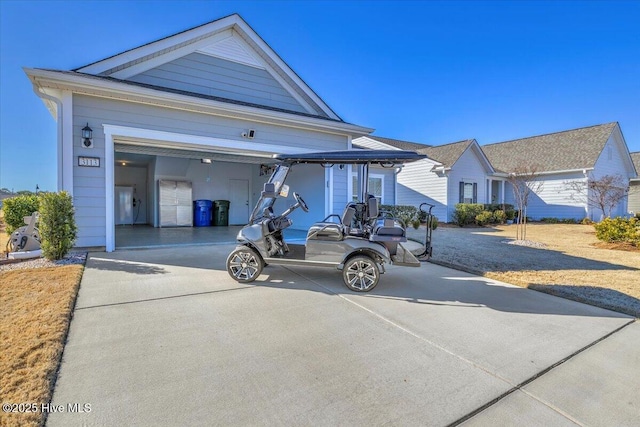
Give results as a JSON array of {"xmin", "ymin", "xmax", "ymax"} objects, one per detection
[
  {"xmin": 483, "ymin": 122, "xmax": 637, "ymax": 221},
  {"xmin": 354, "ymin": 136, "xmax": 496, "ymax": 222},
  {"xmin": 629, "ymin": 152, "xmax": 640, "ymax": 215},
  {"xmin": 25, "ymin": 14, "xmax": 372, "ymax": 251}
]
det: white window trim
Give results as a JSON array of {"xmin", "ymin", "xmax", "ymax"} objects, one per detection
[{"xmin": 351, "ymin": 172, "xmax": 385, "ymax": 204}]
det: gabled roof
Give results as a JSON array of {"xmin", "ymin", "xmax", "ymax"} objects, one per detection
[
  {"xmin": 422, "ymin": 139, "xmax": 475, "ymax": 168},
  {"xmin": 482, "ymin": 122, "xmax": 618, "ymax": 173},
  {"xmin": 28, "ymin": 14, "xmax": 347, "ymax": 122},
  {"xmin": 364, "ymin": 136, "xmax": 431, "ymax": 152}
]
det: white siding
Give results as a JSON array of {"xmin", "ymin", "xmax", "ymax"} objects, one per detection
[
  {"xmin": 396, "ymin": 159, "xmax": 449, "ymax": 222},
  {"xmin": 72, "ymin": 94, "xmax": 348, "ymax": 247},
  {"xmin": 446, "ymin": 148, "xmax": 489, "ymax": 221},
  {"xmin": 127, "ymin": 53, "xmax": 307, "ymax": 113},
  {"xmin": 591, "ymin": 135, "xmax": 633, "ymax": 218},
  {"xmin": 519, "ymin": 172, "xmax": 588, "ymax": 220}
]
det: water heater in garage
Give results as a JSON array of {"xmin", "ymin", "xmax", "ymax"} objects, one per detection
[{"xmin": 115, "ymin": 186, "xmax": 134, "ymax": 225}]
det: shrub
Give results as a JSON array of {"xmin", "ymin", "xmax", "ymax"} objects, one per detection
[
  {"xmin": 428, "ymin": 215, "xmax": 439, "ymax": 230},
  {"xmin": 581, "ymin": 217, "xmax": 594, "ymax": 225},
  {"xmin": 505, "ymin": 209, "xmax": 516, "ymax": 221},
  {"xmin": 38, "ymin": 191, "xmax": 78, "ymax": 260},
  {"xmin": 452, "ymin": 203, "xmax": 484, "ymax": 227},
  {"xmin": 594, "ymin": 217, "xmax": 640, "ymax": 246},
  {"xmin": 483, "ymin": 203, "xmax": 514, "ymax": 213},
  {"xmin": 474, "ymin": 210, "xmax": 494, "ymax": 226},
  {"xmin": 380, "ymin": 204, "xmax": 419, "ymax": 228},
  {"xmin": 492, "ymin": 210, "xmax": 506, "ymax": 224},
  {"xmin": 2, "ymin": 194, "xmax": 40, "ymax": 234},
  {"xmin": 540, "ymin": 217, "xmax": 560, "ymax": 224}
]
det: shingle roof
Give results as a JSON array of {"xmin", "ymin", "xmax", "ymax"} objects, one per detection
[
  {"xmin": 630, "ymin": 152, "xmax": 640, "ymax": 172},
  {"xmin": 365, "ymin": 136, "xmax": 431, "ymax": 152},
  {"xmin": 482, "ymin": 123, "xmax": 617, "ymax": 173},
  {"xmin": 422, "ymin": 139, "xmax": 475, "ymax": 168}
]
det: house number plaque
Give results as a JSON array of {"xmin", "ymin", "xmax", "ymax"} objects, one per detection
[{"xmin": 78, "ymin": 156, "xmax": 100, "ymax": 167}]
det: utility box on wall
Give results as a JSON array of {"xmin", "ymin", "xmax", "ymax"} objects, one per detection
[{"xmin": 158, "ymin": 180, "xmax": 193, "ymax": 227}]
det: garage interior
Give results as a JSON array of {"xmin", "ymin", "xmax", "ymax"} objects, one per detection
[{"xmin": 113, "ymin": 144, "xmax": 323, "ymax": 249}]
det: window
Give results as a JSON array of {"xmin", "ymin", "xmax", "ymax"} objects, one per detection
[
  {"xmin": 459, "ymin": 181, "xmax": 477, "ymax": 204},
  {"xmin": 352, "ymin": 173, "xmax": 384, "ymax": 203}
]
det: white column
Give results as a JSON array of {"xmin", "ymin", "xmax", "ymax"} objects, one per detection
[
  {"xmin": 104, "ymin": 129, "xmax": 115, "ymax": 252},
  {"xmin": 61, "ymin": 91, "xmax": 74, "ymax": 195}
]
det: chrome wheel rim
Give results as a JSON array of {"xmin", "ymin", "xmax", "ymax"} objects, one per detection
[
  {"xmin": 229, "ymin": 251, "xmax": 260, "ymax": 281},
  {"xmin": 345, "ymin": 259, "xmax": 377, "ymax": 291}
]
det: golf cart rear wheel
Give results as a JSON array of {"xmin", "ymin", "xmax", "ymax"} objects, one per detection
[
  {"xmin": 343, "ymin": 255, "xmax": 379, "ymax": 292},
  {"xmin": 226, "ymin": 246, "xmax": 264, "ymax": 283}
]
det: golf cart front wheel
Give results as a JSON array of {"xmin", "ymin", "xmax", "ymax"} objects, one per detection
[
  {"xmin": 226, "ymin": 246, "xmax": 264, "ymax": 283},
  {"xmin": 343, "ymin": 255, "xmax": 380, "ymax": 292}
]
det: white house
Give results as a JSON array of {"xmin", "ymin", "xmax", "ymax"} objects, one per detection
[
  {"xmin": 357, "ymin": 122, "xmax": 637, "ymax": 223},
  {"xmin": 25, "ymin": 14, "xmax": 372, "ymax": 251},
  {"xmin": 483, "ymin": 122, "xmax": 637, "ymax": 221},
  {"xmin": 628, "ymin": 152, "xmax": 640, "ymax": 215},
  {"xmin": 354, "ymin": 136, "xmax": 496, "ymax": 222}
]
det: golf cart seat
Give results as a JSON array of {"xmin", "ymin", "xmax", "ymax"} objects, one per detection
[
  {"xmin": 371, "ymin": 218, "xmax": 407, "ymax": 242},
  {"xmin": 306, "ymin": 205, "xmax": 356, "ymax": 241}
]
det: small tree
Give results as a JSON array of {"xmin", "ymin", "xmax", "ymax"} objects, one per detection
[
  {"xmin": 566, "ymin": 174, "xmax": 629, "ymax": 220},
  {"xmin": 507, "ymin": 165, "xmax": 543, "ymax": 241},
  {"xmin": 2, "ymin": 194, "xmax": 40, "ymax": 234},
  {"xmin": 38, "ymin": 191, "xmax": 77, "ymax": 260}
]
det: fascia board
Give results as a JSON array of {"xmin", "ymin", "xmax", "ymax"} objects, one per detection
[
  {"xmin": 109, "ymin": 30, "xmax": 233, "ymax": 79},
  {"xmin": 76, "ymin": 14, "xmax": 242, "ymax": 75},
  {"xmin": 25, "ymin": 68, "xmax": 373, "ymax": 136}
]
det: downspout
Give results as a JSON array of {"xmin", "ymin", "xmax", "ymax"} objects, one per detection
[
  {"xmin": 583, "ymin": 169, "xmax": 590, "ymax": 220},
  {"xmin": 32, "ymin": 84, "xmax": 63, "ymax": 190}
]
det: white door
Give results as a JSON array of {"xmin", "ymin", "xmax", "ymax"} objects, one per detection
[{"xmin": 228, "ymin": 179, "xmax": 249, "ymax": 225}]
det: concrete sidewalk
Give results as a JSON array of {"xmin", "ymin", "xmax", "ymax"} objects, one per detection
[{"xmin": 47, "ymin": 245, "xmax": 637, "ymax": 426}]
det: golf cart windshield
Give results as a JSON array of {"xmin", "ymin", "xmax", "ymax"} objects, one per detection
[{"xmin": 249, "ymin": 164, "xmax": 290, "ymax": 223}]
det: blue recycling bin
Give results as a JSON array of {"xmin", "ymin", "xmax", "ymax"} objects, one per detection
[{"xmin": 193, "ymin": 200, "xmax": 213, "ymax": 226}]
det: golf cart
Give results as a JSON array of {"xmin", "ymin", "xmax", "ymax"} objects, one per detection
[{"xmin": 226, "ymin": 150, "xmax": 428, "ymax": 292}]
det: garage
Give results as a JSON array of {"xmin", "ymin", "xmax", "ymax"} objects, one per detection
[{"xmin": 26, "ymin": 14, "xmax": 372, "ymax": 251}]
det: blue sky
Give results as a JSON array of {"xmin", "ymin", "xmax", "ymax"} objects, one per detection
[{"xmin": 1, "ymin": 0, "xmax": 639, "ymax": 192}]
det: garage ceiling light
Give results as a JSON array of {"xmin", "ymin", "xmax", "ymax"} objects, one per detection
[{"xmin": 201, "ymin": 158, "xmax": 212, "ymax": 164}]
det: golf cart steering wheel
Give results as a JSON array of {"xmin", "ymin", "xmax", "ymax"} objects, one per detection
[{"xmin": 293, "ymin": 192, "xmax": 309, "ymax": 212}]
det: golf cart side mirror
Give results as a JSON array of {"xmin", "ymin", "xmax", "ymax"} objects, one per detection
[{"xmin": 262, "ymin": 182, "xmax": 277, "ymax": 198}]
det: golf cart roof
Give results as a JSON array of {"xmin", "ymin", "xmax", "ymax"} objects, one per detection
[{"xmin": 273, "ymin": 150, "xmax": 427, "ymax": 165}]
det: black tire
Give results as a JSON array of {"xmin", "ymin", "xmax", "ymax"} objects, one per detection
[
  {"xmin": 226, "ymin": 246, "xmax": 264, "ymax": 283},
  {"xmin": 342, "ymin": 255, "xmax": 380, "ymax": 292}
]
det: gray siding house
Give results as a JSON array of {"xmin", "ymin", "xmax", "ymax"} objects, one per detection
[
  {"xmin": 25, "ymin": 14, "xmax": 372, "ymax": 251},
  {"xmin": 483, "ymin": 123, "xmax": 637, "ymax": 221},
  {"xmin": 354, "ymin": 136, "xmax": 496, "ymax": 222},
  {"xmin": 357, "ymin": 122, "xmax": 637, "ymax": 223}
]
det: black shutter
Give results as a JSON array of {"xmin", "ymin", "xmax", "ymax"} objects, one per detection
[
  {"xmin": 473, "ymin": 183, "xmax": 478, "ymax": 203},
  {"xmin": 459, "ymin": 182, "xmax": 464, "ymax": 203}
]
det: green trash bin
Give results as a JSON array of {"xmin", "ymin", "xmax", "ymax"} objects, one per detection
[{"xmin": 213, "ymin": 200, "xmax": 230, "ymax": 226}]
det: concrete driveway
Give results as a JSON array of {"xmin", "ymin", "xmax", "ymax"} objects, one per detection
[{"xmin": 47, "ymin": 245, "xmax": 637, "ymax": 426}]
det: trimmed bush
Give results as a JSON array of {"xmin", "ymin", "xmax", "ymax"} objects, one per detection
[
  {"xmin": 452, "ymin": 203, "xmax": 484, "ymax": 227},
  {"xmin": 492, "ymin": 210, "xmax": 507, "ymax": 224},
  {"xmin": 475, "ymin": 210, "xmax": 493, "ymax": 226},
  {"xmin": 581, "ymin": 217, "xmax": 594, "ymax": 225},
  {"xmin": 2, "ymin": 194, "xmax": 39, "ymax": 234},
  {"xmin": 505, "ymin": 209, "xmax": 516, "ymax": 221},
  {"xmin": 594, "ymin": 217, "xmax": 639, "ymax": 246},
  {"xmin": 38, "ymin": 191, "xmax": 78, "ymax": 260}
]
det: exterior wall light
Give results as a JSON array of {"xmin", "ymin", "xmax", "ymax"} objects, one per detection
[{"xmin": 82, "ymin": 123, "xmax": 93, "ymax": 148}]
